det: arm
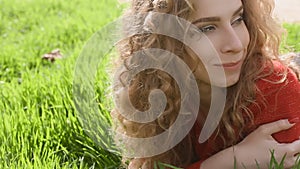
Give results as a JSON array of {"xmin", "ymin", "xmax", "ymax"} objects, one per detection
[
  {"xmin": 253, "ymin": 62, "xmax": 300, "ymax": 143},
  {"xmin": 189, "ymin": 64, "xmax": 300, "ymax": 169},
  {"xmin": 188, "ymin": 120, "xmax": 300, "ymax": 169}
]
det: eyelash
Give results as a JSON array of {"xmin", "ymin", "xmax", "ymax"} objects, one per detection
[
  {"xmin": 198, "ymin": 13, "xmax": 245, "ymax": 33},
  {"xmin": 199, "ymin": 25, "xmax": 216, "ymax": 33},
  {"xmin": 232, "ymin": 13, "xmax": 244, "ymax": 25}
]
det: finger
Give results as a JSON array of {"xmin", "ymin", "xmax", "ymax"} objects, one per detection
[
  {"xmin": 290, "ymin": 139, "xmax": 300, "ymax": 155},
  {"xmin": 258, "ymin": 119, "xmax": 294, "ymax": 135},
  {"xmin": 284, "ymin": 156, "xmax": 299, "ymax": 169},
  {"xmin": 128, "ymin": 158, "xmax": 145, "ymax": 169},
  {"xmin": 141, "ymin": 160, "xmax": 152, "ymax": 169}
]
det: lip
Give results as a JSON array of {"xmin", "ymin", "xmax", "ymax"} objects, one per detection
[{"xmin": 213, "ymin": 60, "xmax": 243, "ymax": 71}]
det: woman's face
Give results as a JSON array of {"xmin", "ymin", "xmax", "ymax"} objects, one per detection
[{"xmin": 186, "ymin": 0, "xmax": 250, "ymax": 87}]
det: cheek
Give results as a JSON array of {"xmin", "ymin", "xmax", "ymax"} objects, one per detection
[
  {"xmin": 183, "ymin": 47, "xmax": 209, "ymax": 78},
  {"xmin": 185, "ymin": 53, "xmax": 214, "ymax": 86},
  {"xmin": 210, "ymin": 24, "xmax": 250, "ymax": 49},
  {"xmin": 239, "ymin": 24, "xmax": 250, "ymax": 47},
  {"xmin": 184, "ymin": 36, "xmax": 218, "ymax": 66}
]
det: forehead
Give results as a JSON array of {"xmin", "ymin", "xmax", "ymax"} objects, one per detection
[{"xmin": 189, "ymin": 0, "xmax": 243, "ymax": 19}]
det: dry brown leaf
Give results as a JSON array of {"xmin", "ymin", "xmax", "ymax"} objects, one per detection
[{"xmin": 42, "ymin": 49, "xmax": 62, "ymax": 62}]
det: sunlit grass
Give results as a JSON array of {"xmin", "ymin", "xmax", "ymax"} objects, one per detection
[
  {"xmin": 281, "ymin": 23, "xmax": 300, "ymax": 52},
  {"xmin": 0, "ymin": 0, "xmax": 125, "ymax": 168}
]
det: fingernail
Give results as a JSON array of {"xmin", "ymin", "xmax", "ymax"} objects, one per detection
[{"xmin": 289, "ymin": 117, "xmax": 300, "ymax": 124}]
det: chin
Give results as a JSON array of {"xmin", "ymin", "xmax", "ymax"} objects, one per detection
[
  {"xmin": 225, "ymin": 75, "xmax": 241, "ymax": 87},
  {"xmin": 225, "ymin": 80, "xmax": 239, "ymax": 87},
  {"xmin": 211, "ymin": 75, "xmax": 240, "ymax": 88}
]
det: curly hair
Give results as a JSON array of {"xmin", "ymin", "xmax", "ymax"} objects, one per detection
[{"xmin": 111, "ymin": 0, "xmax": 285, "ymax": 167}]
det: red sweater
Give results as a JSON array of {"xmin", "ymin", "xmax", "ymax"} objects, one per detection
[{"xmin": 187, "ymin": 61, "xmax": 300, "ymax": 169}]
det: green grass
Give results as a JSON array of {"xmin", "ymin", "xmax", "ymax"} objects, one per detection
[
  {"xmin": 0, "ymin": 0, "xmax": 300, "ymax": 168},
  {"xmin": 0, "ymin": 0, "xmax": 125, "ymax": 168},
  {"xmin": 281, "ymin": 24, "xmax": 300, "ymax": 52}
]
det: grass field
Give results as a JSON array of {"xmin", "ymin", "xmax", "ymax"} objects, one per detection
[
  {"xmin": 0, "ymin": 0, "xmax": 125, "ymax": 168},
  {"xmin": 0, "ymin": 0, "xmax": 300, "ymax": 168}
]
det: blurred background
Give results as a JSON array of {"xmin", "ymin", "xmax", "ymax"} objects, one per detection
[{"xmin": 274, "ymin": 0, "xmax": 300, "ymax": 23}]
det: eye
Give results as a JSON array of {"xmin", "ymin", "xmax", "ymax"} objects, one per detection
[
  {"xmin": 199, "ymin": 25, "xmax": 216, "ymax": 33},
  {"xmin": 187, "ymin": 26, "xmax": 203, "ymax": 39},
  {"xmin": 231, "ymin": 14, "xmax": 244, "ymax": 26}
]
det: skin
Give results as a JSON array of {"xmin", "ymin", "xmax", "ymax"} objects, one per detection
[
  {"xmin": 201, "ymin": 119, "xmax": 300, "ymax": 169},
  {"xmin": 185, "ymin": 0, "xmax": 249, "ymax": 113},
  {"xmin": 128, "ymin": 0, "xmax": 300, "ymax": 168},
  {"xmin": 188, "ymin": 0, "xmax": 300, "ymax": 168},
  {"xmin": 187, "ymin": 0, "xmax": 249, "ymax": 88}
]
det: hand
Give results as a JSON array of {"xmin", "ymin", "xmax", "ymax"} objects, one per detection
[
  {"xmin": 235, "ymin": 119, "xmax": 300, "ymax": 169},
  {"xmin": 128, "ymin": 158, "xmax": 151, "ymax": 169}
]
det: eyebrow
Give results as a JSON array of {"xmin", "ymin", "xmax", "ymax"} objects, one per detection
[{"xmin": 192, "ymin": 5, "xmax": 243, "ymax": 24}]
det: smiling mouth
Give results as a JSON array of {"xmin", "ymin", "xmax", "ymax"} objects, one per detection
[
  {"xmin": 221, "ymin": 61, "xmax": 241, "ymax": 67},
  {"xmin": 213, "ymin": 60, "xmax": 243, "ymax": 70}
]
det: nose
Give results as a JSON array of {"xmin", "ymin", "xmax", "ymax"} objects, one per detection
[{"xmin": 220, "ymin": 27, "xmax": 244, "ymax": 54}]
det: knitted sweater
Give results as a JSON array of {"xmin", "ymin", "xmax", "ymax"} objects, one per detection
[{"xmin": 187, "ymin": 61, "xmax": 300, "ymax": 169}]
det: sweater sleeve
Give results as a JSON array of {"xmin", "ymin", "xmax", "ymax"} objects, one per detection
[
  {"xmin": 186, "ymin": 61, "xmax": 300, "ymax": 168},
  {"xmin": 185, "ymin": 160, "xmax": 204, "ymax": 169}
]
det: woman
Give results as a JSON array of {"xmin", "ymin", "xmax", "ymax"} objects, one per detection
[{"xmin": 112, "ymin": 0, "xmax": 300, "ymax": 168}]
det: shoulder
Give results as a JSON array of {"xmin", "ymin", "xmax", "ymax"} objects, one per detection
[
  {"xmin": 250, "ymin": 59, "xmax": 300, "ymax": 118},
  {"xmin": 248, "ymin": 60, "xmax": 300, "ymax": 143},
  {"xmin": 256, "ymin": 60, "xmax": 300, "ymax": 94},
  {"xmin": 252, "ymin": 59, "xmax": 300, "ymax": 118}
]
